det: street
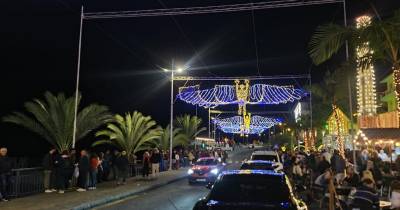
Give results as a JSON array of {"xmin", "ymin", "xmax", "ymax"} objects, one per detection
[{"xmin": 95, "ymin": 148, "xmax": 254, "ymax": 210}]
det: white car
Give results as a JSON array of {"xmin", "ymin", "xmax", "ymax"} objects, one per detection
[{"xmin": 250, "ymin": 150, "xmax": 281, "ymax": 163}]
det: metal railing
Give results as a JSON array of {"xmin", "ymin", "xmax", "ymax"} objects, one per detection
[
  {"xmin": 7, "ymin": 164, "xmax": 148, "ymax": 198},
  {"xmin": 8, "ymin": 167, "xmax": 44, "ymax": 197}
]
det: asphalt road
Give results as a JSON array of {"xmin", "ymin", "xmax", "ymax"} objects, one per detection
[{"xmin": 95, "ymin": 147, "xmax": 255, "ymax": 210}]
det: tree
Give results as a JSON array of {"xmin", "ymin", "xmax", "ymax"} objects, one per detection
[
  {"xmin": 157, "ymin": 125, "xmax": 188, "ymax": 151},
  {"xmin": 93, "ymin": 111, "xmax": 163, "ymax": 158},
  {"xmin": 2, "ymin": 91, "xmax": 112, "ymax": 152},
  {"xmin": 309, "ymin": 9, "xmax": 400, "ymax": 118},
  {"xmin": 175, "ymin": 114, "xmax": 206, "ymax": 143}
]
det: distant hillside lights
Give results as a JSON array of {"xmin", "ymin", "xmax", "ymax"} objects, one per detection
[{"xmin": 356, "ymin": 15, "xmax": 378, "ymax": 116}]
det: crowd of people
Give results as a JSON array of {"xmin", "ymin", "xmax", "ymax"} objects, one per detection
[
  {"xmin": 280, "ymin": 147, "xmax": 400, "ymax": 210},
  {"xmin": 0, "ymin": 145, "xmax": 229, "ymax": 202}
]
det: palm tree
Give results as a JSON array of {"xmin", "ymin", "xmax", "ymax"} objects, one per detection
[
  {"xmin": 308, "ymin": 9, "xmax": 400, "ymax": 117},
  {"xmin": 157, "ymin": 125, "xmax": 188, "ymax": 151},
  {"xmin": 2, "ymin": 91, "xmax": 112, "ymax": 152},
  {"xmin": 175, "ymin": 114, "xmax": 206, "ymax": 143},
  {"xmin": 93, "ymin": 111, "xmax": 163, "ymax": 158}
]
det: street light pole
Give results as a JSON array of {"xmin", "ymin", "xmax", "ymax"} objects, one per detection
[
  {"xmin": 72, "ymin": 6, "xmax": 84, "ymax": 149},
  {"xmin": 169, "ymin": 69, "xmax": 174, "ymax": 171}
]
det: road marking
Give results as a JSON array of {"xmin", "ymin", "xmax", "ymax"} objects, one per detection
[{"xmin": 93, "ymin": 195, "xmax": 139, "ymax": 209}]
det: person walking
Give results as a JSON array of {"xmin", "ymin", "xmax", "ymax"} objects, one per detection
[
  {"xmin": 77, "ymin": 150, "xmax": 90, "ymax": 192},
  {"xmin": 150, "ymin": 149, "xmax": 160, "ymax": 179},
  {"xmin": 142, "ymin": 151, "xmax": 150, "ymax": 179},
  {"xmin": 89, "ymin": 153, "xmax": 99, "ymax": 190},
  {"xmin": 115, "ymin": 151, "xmax": 129, "ymax": 185},
  {"xmin": 0, "ymin": 148, "xmax": 12, "ymax": 202},
  {"xmin": 42, "ymin": 148, "xmax": 56, "ymax": 193}
]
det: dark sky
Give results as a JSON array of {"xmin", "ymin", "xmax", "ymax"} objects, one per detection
[{"xmin": 1, "ymin": 0, "xmax": 400, "ymax": 156}]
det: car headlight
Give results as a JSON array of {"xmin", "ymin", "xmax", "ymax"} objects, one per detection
[
  {"xmin": 188, "ymin": 169, "xmax": 194, "ymax": 175},
  {"xmin": 211, "ymin": 168, "xmax": 219, "ymax": 175}
]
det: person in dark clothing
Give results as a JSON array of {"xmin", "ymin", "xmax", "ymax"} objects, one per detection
[
  {"xmin": 77, "ymin": 150, "xmax": 90, "ymax": 192},
  {"xmin": 317, "ymin": 155, "xmax": 331, "ymax": 175},
  {"xmin": 0, "ymin": 148, "xmax": 12, "ymax": 201},
  {"xmin": 115, "ymin": 151, "xmax": 129, "ymax": 185},
  {"xmin": 150, "ymin": 149, "xmax": 160, "ymax": 179},
  {"xmin": 102, "ymin": 150, "xmax": 112, "ymax": 181},
  {"xmin": 143, "ymin": 151, "xmax": 151, "ymax": 179},
  {"xmin": 54, "ymin": 151, "xmax": 68, "ymax": 193},
  {"xmin": 342, "ymin": 165, "xmax": 360, "ymax": 187},
  {"xmin": 348, "ymin": 177, "xmax": 379, "ymax": 210},
  {"xmin": 111, "ymin": 150, "xmax": 119, "ymax": 180},
  {"xmin": 42, "ymin": 148, "xmax": 56, "ymax": 193}
]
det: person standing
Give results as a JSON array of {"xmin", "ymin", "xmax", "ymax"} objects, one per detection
[
  {"xmin": 53, "ymin": 151, "xmax": 66, "ymax": 194},
  {"xmin": 77, "ymin": 150, "xmax": 90, "ymax": 192},
  {"xmin": 174, "ymin": 151, "xmax": 180, "ymax": 170},
  {"xmin": 142, "ymin": 151, "xmax": 150, "ymax": 179},
  {"xmin": 150, "ymin": 149, "xmax": 160, "ymax": 179},
  {"xmin": 102, "ymin": 150, "xmax": 112, "ymax": 181},
  {"xmin": 89, "ymin": 153, "xmax": 99, "ymax": 190},
  {"xmin": 42, "ymin": 148, "xmax": 56, "ymax": 193},
  {"xmin": 116, "ymin": 151, "xmax": 129, "ymax": 185},
  {"xmin": 0, "ymin": 148, "xmax": 12, "ymax": 202}
]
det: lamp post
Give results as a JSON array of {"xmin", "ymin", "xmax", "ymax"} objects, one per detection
[{"xmin": 163, "ymin": 65, "xmax": 186, "ymax": 170}]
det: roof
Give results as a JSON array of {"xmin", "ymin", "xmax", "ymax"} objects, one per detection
[
  {"xmin": 221, "ymin": 170, "xmax": 283, "ymax": 176},
  {"xmin": 243, "ymin": 160, "xmax": 275, "ymax": 164},
  {"xmin": 251, "ymin": 150, "xmax": 277, "ymax": 156},
  {"xmin": 358, "ymin": 128, "xmax": 400, "ymax": 140},
  {"xmin": 198, "ymin": 157, "xmax": 217, "ymax": 160}
]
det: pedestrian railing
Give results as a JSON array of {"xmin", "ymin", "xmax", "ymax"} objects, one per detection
[
  {"xmin": 7, "ymin": 163, "xmax": 160, "ymax": 198},
  {"xmin": 8, "ymin": 167, "xmax": 44, "ymax": 197}
]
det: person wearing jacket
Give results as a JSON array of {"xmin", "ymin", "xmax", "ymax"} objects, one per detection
[
  {"xmin": 115, "ymin": 151, "xmax": 129, "ymax": 185},
  {"xmin": 348, "ymin": 175, "xmax": 379, "ymax": 210},
  {"xmin": 150, "ymin": 149, "xmax": 160, "ymax": 179},
  {"xmin": 0, "ymin": 148, "xmax": 12, "ymax": 202},
  {"xmin": 42, "ymin": 148, "xmax": 56, "ymax": 193},
  {"xmin": 142, "ymin": 151, "xmax": 151, "ymax": 179},
  {"xmin": 89, "ymin": 153, "xmax": 100, "ymax": 190},
  {"xmin": 77, "ymin": 150, "xmax": 90, "ymax": 192},
  {"xmin": 54, "ymin": 151, "xmax": 69, "ymax": 194}
]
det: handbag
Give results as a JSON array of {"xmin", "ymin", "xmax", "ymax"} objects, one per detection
[{"xmin": 73, "ymin": 165, "xmax": 79, "ymax": 178}]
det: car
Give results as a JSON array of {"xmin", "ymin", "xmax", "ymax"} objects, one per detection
[
  {"xmin": 188, "ymin": 157, "xmax": 225, "ymax": 184},
  {"xmin": 240, "ymin": 160, "xmax": 283, "ymax": 172},
  {"xmin": 193, "ymin": 170, "xmax": 308, "ymax": 210},
  {"xmin": 250, "ymin": 150, "xmax": 281, "ymax": 163}
]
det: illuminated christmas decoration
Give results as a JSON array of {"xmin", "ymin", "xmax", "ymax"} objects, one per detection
[
  {"xmin": 333, "ymin": 105, "xmax": 345, "ymax": 158},
  {"xmin": 235, "ymin": 79, "xmax": 250, "ymax": 115},
  {"xmin": 356, "ymin": 15, "xmax": 377, "ymax": 116},
  {"xmin": 178, "ymin": 82, "xmax": 306, "ymax": 108},
  {"xmin": 213, "ymin": 115, "xmax": 280, "ymax": 135},
  {"xmin": 303, "ymin": 129, "xmax": 316, "ymax": 151}
]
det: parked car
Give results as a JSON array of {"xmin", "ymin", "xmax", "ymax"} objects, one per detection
[
  {"xmin": 188, "ymin": 157, "xmax": 225, "ymax": 184},
  {"xmin": 193, "ymin": 170, "xmax": 307, "ymax": 210}
]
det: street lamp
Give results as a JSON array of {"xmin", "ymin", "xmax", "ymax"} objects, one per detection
[{"xmin": 162, "ymin": 64, "xmax": 188, "ymax": 170}]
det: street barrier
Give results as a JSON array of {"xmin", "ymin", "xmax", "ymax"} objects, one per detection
[{"xmin": 8, "ymin": 167, "xmax": 44, "ymax": 197}]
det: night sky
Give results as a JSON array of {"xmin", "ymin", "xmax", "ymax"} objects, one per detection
[{"xmin": 1, "ymin": 0, "xmax": 400, "ymax": 157}]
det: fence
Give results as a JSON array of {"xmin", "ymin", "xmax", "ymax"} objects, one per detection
[{"xmin": 6, "ymin": 164, "xmax": 148, "ymax": 198}]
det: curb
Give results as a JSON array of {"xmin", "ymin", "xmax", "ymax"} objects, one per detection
[{"xmin": 71, "ymin": 173, "xmax": 188, "ymax": 210}]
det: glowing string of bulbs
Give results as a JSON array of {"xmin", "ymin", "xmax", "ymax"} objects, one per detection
[
  {"xmin": 213, "ymin": 115, "xmax": 280, "ymax": 135},
  {"xmin": 178, "ymin": 83, "xmax": 306, "ymax": 108}
]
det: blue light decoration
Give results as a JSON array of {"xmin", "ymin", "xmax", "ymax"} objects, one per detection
[
  {"xmin": 178, "ymin": 83, "xmax": 307, "ymax": 108},
  {"xmin": 213, "ymin": 115, "xmax": 280, "ymax": 135}
]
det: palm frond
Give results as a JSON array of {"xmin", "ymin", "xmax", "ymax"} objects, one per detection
[{"xmin": 308, "ymin": 24, "xmax": 353, "ymax": 65}]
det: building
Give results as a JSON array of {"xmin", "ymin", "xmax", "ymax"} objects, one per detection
[{"xmin": 323, "ymin": 106, "xmax": 353, "ymax": 150}]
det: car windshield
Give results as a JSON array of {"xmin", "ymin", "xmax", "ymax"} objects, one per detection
[
  {"xmin": 240, "ymin": 163, "xmax": 275, "ymax": 170},
  {"xmin": 195, "ymin": 159, "xmax": 218, "ymax": 165},
  {"xmin": 209, "ymin": 174, "xmax": 289, "ymax": 203},
  {"xmin": 251, "ymin": 155, "xmax": 277, "ymax": 162}
]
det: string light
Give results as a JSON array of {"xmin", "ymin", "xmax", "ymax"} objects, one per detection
[
  {"xmin": 355, "ymin": 15, "xmax": 377, "ymax": 116},
  {"xmin": 178, "ymin": 82, "xmax": 307, "ymax": 108},
  {"xmin": 213, "ymin": 115, "xmax": 280, "ymax": 135}
]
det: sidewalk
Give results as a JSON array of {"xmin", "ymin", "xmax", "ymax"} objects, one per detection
[{"xmin": 0, "ymin": 168, "xmax": 188, "ymax": 210}]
